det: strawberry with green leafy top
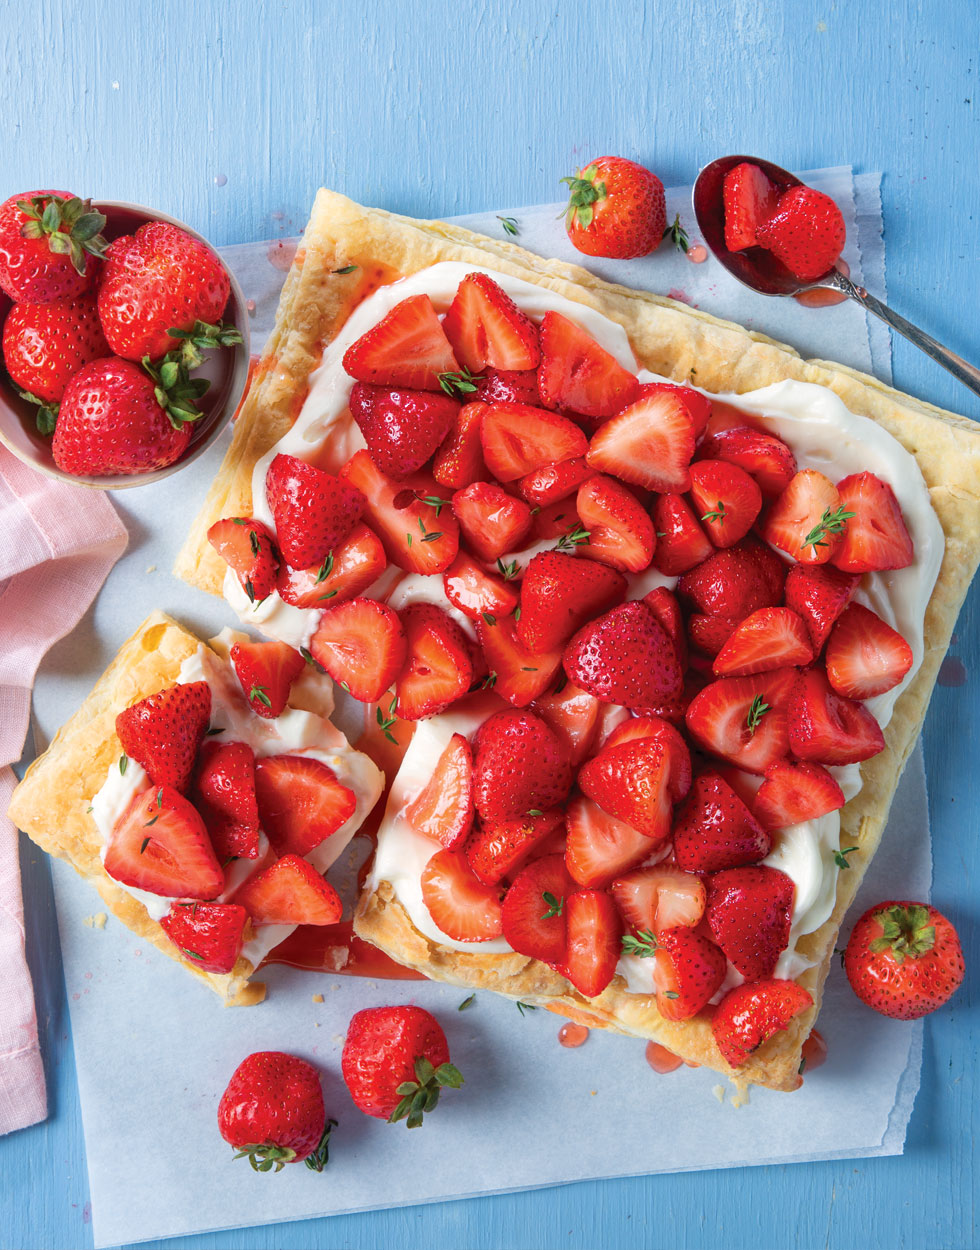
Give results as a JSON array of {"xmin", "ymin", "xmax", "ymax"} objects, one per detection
[
  {"xmin": 561, "ymin": 157, "xmax": 667, "ymax": 260},
  {"xmin": 0, "ymin": 191, "xmax": 107, "ymax": 302},
  {"xmin": 218, "ymin": 1051, "xmax": 332, "ymax": 1171}
]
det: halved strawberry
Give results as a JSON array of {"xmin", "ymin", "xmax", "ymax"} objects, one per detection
[
  {"xmin": 532, "ymin": 498, "xmax": 584, "ymax": 540},
  {"xmin": 602, "ymin": 715, "xmax": 692, "ymax": 801},
  {"xmin": 432, "ymin": 401, "xmax": 488, "ymax": 489},
  {"xmin": 684, "ymin": 668, "xmax": 795, "ymax": 775},
  {"xmin": 476, "ymin": 615, "xmax": 563, "ymax": 707},
  {"xmin": 530, "ymin": 681, "xmax": 601, "ymax": 764},
  {"xmin": 465, "ymin": 809, "xmax": 563, "ymax": 886},
  {"xmin": 611, "ymin": 864, "xmax": 706, "ymax": 934},
  {"xmin": 115, "ymin": 680, "xmax": 211, "ymax": 793},
  {"xmin": 825, "ymin": 603, "xmax": 913, "ymax": 699},
  {"xmin": 406, "ymin": 732, "xmax": 474, "ymax": 850},
  {"xmin": 755, "ymin": 185, "xmax": 845, "ymax": 282},
  {"xmin": 705, "ymin": 864, "xmax": 795, "ymax": 980},
  {"xmin": 396, "ymin": 603, "xmax": 473, "ymax": 720},
  {"xmin": 443, "ymin": 551, "xmax": 519, "ymax": 620},
  {"xmin": 713, "ymin": 607, "xmax": 814, "ymax": 677},
  {"xmin": 159, "ymin": 901, "xmax": 249, "ymax": 974},
  {"xmin": 832, "ymin": 472, "xmax": 914, "ymax": 572},
  {"xmin": 348, "ymin": 382, "xmax": 459, "ymax": 479},
  {"xmin": 537, "ymin": 311, "xmax": 639, "ymax": 418},
  {"xmin": 637, "ymin": 382, "xmax": 711, "ymax": 441},
  {"xmin": 673, "ymin": 772, "xmax": 771, "ymax": 872},
  {"xmin": 678, "ymin": 537, "xmax": 785, "ymax": 619},
  {"xmin": 651, "ymin": 493, "xmax": 713, "ymax": 576},
  {"xmin": 342, "ymin": 293, "xmax": 458, "ymax": 391},
  {"xmin": 753, "ymin": 759, "xmax": 845, "ymax": 830},
  {"xmin": 784, "ymin": 562, "xmax": 860, "ymax": 653},
  {"xmin": 787, "ymin": 666, "xmax": 885, "ymax": 765},
  {"xmin": 712, "ymin": 979, "xmax": 813, "ymax": 1068},
  {"xmin": 442, "ymin": 272, "xmax": 540, "ymax": 372},
  {"xmin": 697, "ymin": 424, "xmax": 797, "ymax": 496},
  {"xmin": 576, "ymin": 474, "xmax": 655, "ymax": 572},
  {"xmin": 230, "ymin": 639, "xmax": 305, "ymax": 718},
  {"xmin": 276, "ymin": 523, "xmax": 387, "ymax": 610},
  {"xmin": 420, "ymin": 847, "xmax": 504, "ymax": 941},
  {"xmin": 563, "ymin": 602, "xmax": 683, "ymax": 713},
  {"xmin": 642, "ymin": 587, "xmax": 688, "ymax": 673},
  {"xmin": 266, "ymin": 453, "xmax": 365, "ymax": 570},
  {"xmin": 564, "ymin": 889, "xmax": 622, "ymax": 998},
  {"xmin": 194, "ymin": 739, "xmax": 259, "ymax": 861},
  {"xmin": 760, "ymin": 468, "xmax": 843, "ymax": 565},
  {"xmin": 652, "ymin": 926, "xmax": 728, "ymax": 1021},
  {"xmin": 104, "ymin": 784, "xmax": 224, "ymax": 899},
  {"xmin": 473, "ymin": 709, "xmax": 572, "ymax": 823},
  {"xmin": 473, "ymin": 368, "xmax": 542, "ymax": 406},
  {"xmin": 518, "ymin": 550, "xmax": 626, "ymax": 652},
  {"xmin": 480, "ymin": 402, "xmax": 587, "ymax": 481},
  {"xmin": 579, "ymin": 738, "xmax": 672, "ymax": 840},
  {"xmin": 234, "ymin": 853, "xmax": 343, "ymax": 925},
  {"xmin": 587, "ymin": 387, "xmax": 695, "ymax": 492},
  {"xmin": 688, "ymin": 460, "xmax": 762, "ymax": 548},
  {"xmin": 565, "ymin": 794, "xmax": 651, "ymax": 887},
  {"xmin": 722, "ymin": 161, "xmax": 780, "ymax": 250},
  {"xmin": 207, "ymin": 517, "xmax": 279, "ymax": 603},
  {"xmin": 311, "ymin": 597, "xmax": 407, "ymax": 703},
  {"xmin": 254, "ymin": 754, "xmax": 357, "ymax": 856},
  {"xmin": 688, "ymin": 613, "xmax": 741, "ymax": 658},
  {"xmin": 452, "ymin": 481, "xmax": 533, "ymax": 561},
  {"xmin": 501, "ymin": 853, "xmax": 573, "ymax": 965},
  {"xmin": 518, "ymin": 457, "xmax": 594, "ymax": 508}
]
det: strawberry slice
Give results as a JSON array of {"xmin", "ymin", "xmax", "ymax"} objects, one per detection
[
  {"xmin": 266, "ymin": 453, "xmax": 365, "ymax": 570},
  {"xmin": 712, "ymin": 979, "xmax": 813, "ymax": 1068},
  {"xmin": 115, "ymin": 680, "xmax": 211, "ymax": 793},
  {"xmin": 684, "ymin": 668, "xmax": 795, "ymax": 774},
  {"xmin": 784, "ymin": 562, "xmax": 860, "ymax": 653},
  {"xmin": 420, "ymin": 847, "xmax": 504, "ymax": 941},
  {"xmin": 587, "ymin": 387, "xmax": 696, "ymax": 492},
  {"xmin": 254, "ymin": 754, "xmax": 357, "ymax": 856},
  {"xmin": 832, "ymin": 472, "xmax": 914, "ymax": 572},
  {"xmin": 611, "ymin": 864, "xmax": 706, "ymax": 934},
  {"xmin": 753, "ymin": 759, "xmax": 845, "ymax": 830},
  {"xmin": 473, "ymin": 368, "xmax": 542, "ymax": 406},
  {"xmin": 602, "ymin": 715, "xmax": 692, "ymax": 801},
  {"xmin": 651, "ymin": 926, "xmax": 728, "ymax": 1021},
  {"xmin": 480, "ymin": 402, "xmax": 588, "ymax": 481},
  {"xmin": 311, "ymin": 597, "xmax": 407, "ymax": 704},
  {"xmin": 193, "ymin": 739, "xmax": 260, "ymax": 861},
  {"xmin": 688, "ymin": 460, "xmax": 762, "ymax": 548},
  {"xmin": 651, "ymin": 493, "xmax": 713, "ymax": 575},
  {"xmin": 396, "ymin": 603, "xmax": 473, "ymax": 720},
  {"xmin": 563, "ymin": 602, "xmax": 683, "ymax": 713},
  {"xmin": 159, "ymin": 901, "xmax": 249, "ymax": 974},
  {"xmin": 638, "ymin": 382, "xmax": 711, "ymax": 441},
  {"xmin": 230, "ymin": 639, "xmax": 305, "ymax": 718},
  {"xmin": 537, "ymin": 311, "xmax": 639, "ymax": 418},
  {"xmin": 705, "ymin": 864, "xmax": 796, "ymax": 980},
  {"xmin": 501, "ymin": 853, "xmax": 574, "ymax": 965},
  {"xmin": 442, "ymin": 272, "xmax": 540, "ymax": 371},
  {"xmin": 234, "ymin": 853, "xmax": 343, "ymax": 926},
  {"xmin": 722, "ymin": 162, "xmax": 780, "ymax": 250},
  {"xmin": 787, "ymin": 666, "xmax": 885, "ymax": 764},
  {"xmin": 532, "ymin": 498, "xmax": 585, "ymax": 541},
  {"xmin": 642, "ymin": 587, "xmax": 688, "ymax": 673},
  {"xmin": 465, "ymin": 809, "xmax": 563, "ymax": 886},
  {"xmin": 579, "ymin": 738, "xmax": 672, "ymax": 840},
  {"xmin": 432, "ymin": 401, "xmax": 488, "ymax": 489},
  {"xmin": 713, "ymin": 607, "xmax": 814, "ymax": 677},
  {"xmin": 565, "ymin": 794, "xmax": 651, "ymax": 887},
  {"xmin": 755, "ymin": 185, "xmax": 845, "ymax": 282},
  {"xmin": 564, "ymin": 889, "xmax": 622, "ymax": 998},
  {"xmin": 688, "ymin": 613, "xmax": 741, "ymax": 658},
  {"xmin": 673, "ymin": 772, "xmax": 771, "ymax": 872},
  {"xmin": 678, "ymin": 537, "xmax": 785, "ymax": 619},
  {"xmin": 207, "ymin": 517, "xmax": 279, "ymax": 603},
  {"xmin": 406, "ymin": 733, "xmax": 474, "ymax": 850},
  {"xmin": 443, "ymin": 551, "xmax": 519, "ymax": 620},
  {"xmin": 348, "ymin": 382, "xmax": 459, "ymax": 479},
  {"xmin": 276, "ymin": 523, "xmax": 386, "ymax": 610},
  {"xmin": 530, "ymin": 681, "xmax": 601, "ymax": 764},
  {"xmin": 473, "ymin": 709, "xmax": 572, "ymax": 823},
  {"xmin": 476, "ymin": 615, "xmax": 563, "ymax": 707},
  {"xmin": 576, "ymin": 474, "xmax": 655, "ymax": 572},
  {"xmin": 697, "ymin": 424, "xmax": 797, "ymax": 496},
  {"xmin": 518, "ymin": 457, "xmax": 594, "ymax": 508},
  {"xmin": 104, "ymin": 784, "xmax": 224, "ymax": 899},
  {"xmin": 452, "ymin": 481, "xmax": 533, "ymax": 561},
  {"xmin": 342, "ymin": 293, "xmax": 458, "ymax": 391},
  {"xmin": 760, "ymin": 468, "xmax": 844, "ymax": 565},
  {"xmin": 825, "ymin": 603, "xmax": 913, "ymax": 699},
  {"xmin": 517, "ymin": 550, "xmax": 626, "ymax": 652}
]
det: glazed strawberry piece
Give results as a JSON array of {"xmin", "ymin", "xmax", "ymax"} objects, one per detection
[
  {"xmin": 652, "ymin": 926, "xmax": 728, "ymax": 1021},
  {"xmin": 432, "ymin": 401, "xmax": 488, "ymax": 490},
  {"xmin": 587, "ymin": 386, "xmax": 696, "ymax": 492},
  {"xmin": 104, "ymin": 785, "xmax": 223, "ymax": 899},
  {"xmin": 688, "ymin": 613, "xmax": 742, "ymax": 658},
  {"xmin": 276, "ymin": 523, "xmax": 386, "ymax": 610},
  {"xmin": 678, "ymin": 537, "xmax": 785, "ymax": 619},
  {"xmin": 784, "ymin": 562, "xmax": 861, "ymax": 653},
  {"xmin": 760, "ymin": 468, "xmax": 845, "ymax": 565},
  {"xmin": 576, "ymin": 474, "xmax": 655, "ymax": 572},
  {"xmin": 420, "ymin": 847, "xmax": 504, "ymax": 941},
  {"xmin": 194, "ymin": 739, "xmax": 260, "ymax": 861},
  {"xmin": 532, "ymin": 498, "xmax": 585, "ymax": 541},
  {"xmin": 697, "ymin": 424, "xmax": 797, "ymax": 496},
  {"xmin": 310, "ymin": 597, "xmax": 407, "ymax": 704},
  {"xmin": 473, "ymin": 709, "xmax": 572, "ymax": 823},
  {"xmin": 406, "ymin": 733, "xmax": 474, "ymax": 850},
  {"xmin": 832, "ymin": 472, "xmax": 914, "ymax": 573},
  {"xmin": 342, "ymin": 293, "xmax": 458, "ymax": 391},
  {"xmin": 442, "ymin": 273, "xmax": 540, "ymax": 372},
  {"xmin": 230, "ymin": 639, "xmax": 305, "ymax": 718},
  {"xmin": 466, "ymin": 809, "xmax": 563, "ymax": 886},
  {"xmin": 348, "ymin": 382, "xmax": 459, "ymax": 479},
  {"xmin": 787, "ymin": 666, "xmax": 885, "ymax": 764},
  {"xmin": 501, "ymin": 853, "xmax": 573, "ymax": 964},
  {"xmin": 115, "ymin": 680, "xmax": 211, "ymax": 793},
  {"xmin": 642, "ymin": 587, "xmax": 688, "ymax": 674},
  {"xmin": 688, "ymin": 460, "xmax": 762, "ymax": 548},
  {"xmin": 530, "ymin": 681, "xmax": 602, "ymax": 765},
  {"xmin": 712, "ymin": 607, "xmax": 814, "ymax": 677},
  {"xmin": 684, "ymin": 668, "xmax": 795, "ymax": 774},
  {"xmin": 206, "ymin": 517, "xmax": 279, "ymax": 603},
  {"xmin": 473, "ymin": 368, "xmax": 542, "ymax": 407},
  {"xmin": 611, "ymin": 864, "xmax": 706, "ymax": 934},
  {"xmin": 639, "ymin": 382, "xmax": 711, "ymax": 442},
  {"xmin": 705, "ymin": 864, "xmax": 796, "ymax": 980},
  {"xmin": 565, "ymin": 795, "xmax": 651, "ymax": 888},
  {"xmin": 712, "ymin": 979, "xmax": 813, "ymax": 1068},
  {"xmin": 517, "ymin": 551, "xmax": 626, "ymax": 652},
  {"xmin": 564, "ymin": 889, "xmax": 622, "ymax": 998},
  {"xmin": 235, "ymin": 853, "xmax": 343, "ymax": 926},
  {"xmin": 518, "ymin": 457, "xmax": 593, "ymax": 508},
  {"xmin": 442, "ymin": 551, "xmax": 519, "ymax": 620},
  {"xmin": 579, "ymin": 738, "xmax": 672, "ymax": 840},
  {"xmin": 722, "ymin": 162, "xmax": 780, "ymax": 251},
  {"xmin": 396, "ymin": 603, "xmax": 473, "ymax": 720},
  {"xmin": 254, "ymin": 754, "xmax": 357, "ymax": 856},
  {"xmin": 0, "ymin": 190, "xmax": 105, "ymax": 303},
  {"xmin": 825, "ymin": 603, "xmax": 913, "ymax": 699},
  {"xmin": 476, "ymin": 615, "xmax": 563, "ymax": 707},
  {"xmin": 159, "ymin": 901, "xmax": 249, "ymax": 975},
  {"xmin": 602, "ymin": 715, "xmax": 692, "ymax": 801},
  {"xmin": 753, "ymin": 759, "xmax": 845, "ymax": 830},
  {"xmin": 480, "ymin": 402, "xmax": 588, "ymax": 481},
  {"xmin": 651, "ymin": 494, "xmax": 713, "ymax": 576},
  {"xmin": 452, "ymin": 482, "xmax": 533, "ymax": 561},
  {"xmin": 537, "ymin": 311, "xmax": 638, "ymax": 418},
  {"xmin": 564, "ymin": 602, "xmax": 683, "ymax": 713},
  {"xmin": 266, "ymin": 453, "xmax": 365, "ymax": 570},
  {"xmin": 673, "ymin": 772, "xmax": 771, "ymax": 872},
  {"xmin": 755, "ymin": 185, "xmax": 845, "ymax": 282}
]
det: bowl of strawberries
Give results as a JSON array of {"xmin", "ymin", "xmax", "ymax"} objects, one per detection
[{"xmin": 0, "ymin": 190, "xmax": 250, "ymax": 488}]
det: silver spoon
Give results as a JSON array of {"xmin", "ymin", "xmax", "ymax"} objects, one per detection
[{"xmin": 692, "ymin": 154, "xmax": 980, "ymax": 400}]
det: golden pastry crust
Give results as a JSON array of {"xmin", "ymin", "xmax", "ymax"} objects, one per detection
[{"xmin": 176, "ymin": 190, "xmax": 980, "ymax": 1084}]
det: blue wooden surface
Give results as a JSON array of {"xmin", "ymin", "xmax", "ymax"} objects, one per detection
[{"xmin": 3, "ymin": 1, "xmax": 979, "ymax": 1247}]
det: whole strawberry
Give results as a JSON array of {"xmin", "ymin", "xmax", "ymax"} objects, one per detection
[
  {"xmin": 0, "ymin": 191, "xmax": 107, "ymax": 303},
  {"xmin": 97, "ymin": 221, "xmax": 231, "ymax": 361},
  {"xmin": 341, "ymin": 1005, "xmax": 462, "ymax": 1127},
  {"xmin": 562, "ymin": 157, "xmax": 666, "ymax": 259},
  {"xmin": 218, "ymin": 1051, "xmax": 333, "ymax": 1171},
  {"xmin": 844, "ymin": 900, "xmax": 964, "ymax": 1020}
]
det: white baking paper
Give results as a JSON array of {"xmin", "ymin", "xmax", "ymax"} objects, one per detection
[{"xmin": 24, "ymin": 169, "xmax": 926, "ymax": 1249}]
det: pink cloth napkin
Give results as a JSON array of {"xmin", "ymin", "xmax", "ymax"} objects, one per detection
[{"xmin": 0, "ymin": 447, "xmax": 127, "ymax": 1136}]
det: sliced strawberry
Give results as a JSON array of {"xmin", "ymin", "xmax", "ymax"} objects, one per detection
[
  {"xmin": 537, "ymin": 311, "xmax": 638, "ymax": 418},
  {"xmin": 501, "ymin": 853, "xmax": 573, "ymax": 965},
  {"xmin": 645, "ymin": 670, "xmax": 708, "ymax": 726},
  {"xmin": 104, "ymin": 784, "xmax": 223, "ymax": 899},
  {"xmin": 235, "ymin": 853, "xmax": 343, "ymax": 926},
  {"xmin": 587, "ymin": 387, "xmax": 696, "ymax": 492},
  {"xmin": 563, "ymin": 602, "xmax": 682, "ymax": 713},
  {"xmin": 396, "ymin": 603, "xmax": 473, "ymax": 720},
  {"xmin": 565, "ymin": 794, "xmax": 651, "ymax": 887},
  {"xmin": 406, "ymin": 733, "xmax": 474, "ymax": 850},
  {"xmin": 784, "ymin": 562, "xmax": 861, "ymax": 653},
  {"xmin": 480, "ymin": 402, "xmax": 588, "ymax": 481},
  {"xmin": 576, "ymin": 474, "xmax": 655, "ymax": 572},
  {"xmin": 713, "ymin": 607, "xmax": 814, "ymax": 677},
  {"xmin": 688, "ymin": 613, "xmax": 741, "ymax": 658},
  {"xmin": 722, "ymin": 162, "xmax": 780, "ymax": 250},
  {"xmin": 579, "ymin": 738, "xmax": 672, "ymax": 840},
  {"xmin": 419, "ymin": 847, "xmax": 504, "ymax": 941},
  {"xmin": 466, "ymin": 809, "xmax": 563, "ymax": 886},
  {"xmin": 442, "ymin": 272, "xmax": 540, "ymax": 372},
  {"xmin": 602, "ymin": 716, "xmax": 692, "ymax": 801},
  {"xmin": 193, "ymin": 739, "xmax": 259, "ymax": 861},
  {"xmin": 688, "ymin": 460, "xmax": 762, "ymax": 548},
  {"xmin": 642, "ymin": 587, "xmax": 688, "ymax": 673},
  {"xmin": 452, "ymin": 481, "xmax": 533, "ymax": 561},
  {"xmin": 705, "ymin": 864, "xmax": 796, "ymax": 980},
  {"xmin": 473, "ymin": 368, "xmax": 542, "ymax": 406},
  {"xmin": 432, "ymin": 400, "xmax": 488, "ymax": 490},
  {"xmin": 564, "ymin": 889, "xmax": 622, "ymax": 998},
  {"xmin": 755, "ymin": 185, "xmax": 845, "ymax": 282},
  {"xmin": 342, "ymin": 293, "xmax": 458, "ymax": 391},
  {"xmin": 673, "ymin": 772, "xmax": 771, "ymax": 872},
  {"xmin": 266, "ymin": 453, "xmax": 365, "ymax": 570},
  {"xmin": 473, "ymin": 709, "xmax": 572, "ymax": 823},
  {"xmin": 254, "ymin": 754, "xmax": 357, "ymax": 856},
  {"xmin": 348, "ymin": 382, "xmax": 459, "ymax": 479},
  {"xmin": 753, "ymin": 759, "xmax": 845, "ymax": 830},
  {"xmin": 310, "ymin": 597, "xmax": 407, "ymax": 703},
  {"xmin": 443, "ymin": 551, "xmax": 519, "ymax": 620},
  {"xmin": 832, "ymin": 472, "xmax": 914, "ymax": 573},
  {"xmin": 825, "ymin": 603, "xmax": 913, "ymax": 699},
  {"xmin": 530, "ymin": 681, "xmax": 601, "ymax": 765},
  {"xmin": 611, "ymin": 864, "xmax": 706, "ymax": 934},
  {"xmin": 712, "ymin": 979, "xmax": 813, "ymax": 1068},
  {"xmin": 277, "ymin": 523, "xmax": 386, "ymax": 610},
  {"xmin": 678, "ymin": 537, "xmax": 785, "ymax": 619},
  {"xmin": 787, "ymin": 666, "xmax": 885, "ymax": 765},
  {"xmin": 207, "ymin": 517, "xmax": 279, "ymax": 603},
  {"xmin": 517, "ymin": 550, "xmax": 626, "ymax": 652},
  {"xmin": 532, "ymin": 498, "xmax": 585, "ymax": 540},
  {"xmin": 637, "ymin": 382, "xmax": 711, "ymax": 441},
  {"xmin": 684, "ymin": 669, "xmax": 795, "ymax": 774},
  {"xmin": 651, "ymin": 493, "xmax": 713, "ymax": 575},
  {"xmin": 115, "ymin": 681, "xmax": 211, "ymax": 793},
  {"xmin": 698, "ymin": 424, "xmax": 797, "ymax": 496},
  {"xmin": 230, "ymin": 639, "xmax": 305, "ymax": 719},
  {"xmin": 760, "ymin": 469, "xmax": 843, "ymax": 565},
  {"xmin": 476, "ymin": 615, "xmax": 563, "ymax": 707},
  {"xmin": 652, "ymin": 926, "xmax": 728, "ymax": 1021},
  {"xmin": 518, "ymin": 457, "xmax": 594, "ymax": 508},
  {"xmin": 159, "ymin": 901, "xmax": 249, "ymax": 974}
]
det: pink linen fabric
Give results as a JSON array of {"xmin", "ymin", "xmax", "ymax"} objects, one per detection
[{"xmin": 0, "ymin": 447, "xmax": 127, "ymax": 1135}]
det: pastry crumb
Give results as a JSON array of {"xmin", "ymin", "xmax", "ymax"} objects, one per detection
[
  {"xmin": 145, "ymin": 564, "xmax": 156, "ymax": 573},
  {"xmin": 730, "ymin": 1085, "xmax": 750, "ymax": 1109},
  {"xmin": 311, "ymin": 993, "xmax": 324, "ymax": 1004},
  {"xmin": 314, "ymin": 1022, "xmax": 321, "ymax": 1029},
  {"xmin": 83, "ymin": 913, "xmax": 107, "ymax": 929},
  {"xmin": 329, "ymin": 983, "xmax": 340, "ymax": 992},
  {"xmin": 590, "ymin": 1089, "xmax": 597, "ymax": 1096},
  {"xmin": 332, "ymin": 1034, "xmax": 345, "ymax": 1046},
  {"xmin": 711, "ymin": 1084, "xmax": 726, "ymax": 1104}
]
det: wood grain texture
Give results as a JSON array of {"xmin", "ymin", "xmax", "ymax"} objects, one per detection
[{"xmin": 2, "ymin": 0, "xmax": 979, "ymax": 1247}]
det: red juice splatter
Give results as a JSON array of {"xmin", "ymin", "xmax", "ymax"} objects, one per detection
[
  {"xmin": 558, "ymin": 1022, "xmax": 589, "ymax": 1048},
  {"xmin": 686, "ymin": 244, "xmax": 708, "ymax": 264},
  {"xmin": 939, "ymin": 656, "xmax": 967, "ymax": 687},
  {"xmin": 645, "ymin": 1040, "xmax": 682, "ymax": 1073}
]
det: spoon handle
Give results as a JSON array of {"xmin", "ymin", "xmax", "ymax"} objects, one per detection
[{"xmin": 830, "ymin": 270, "xmax": 980, "ymax": 399}]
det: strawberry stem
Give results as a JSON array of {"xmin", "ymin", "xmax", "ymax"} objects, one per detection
[
  {"xmin": 17, "ymin": 194, "xmax": 108, "ymax": 275},
  {"xmin": 868, "ymin": 904, "xmax": 936, "ymax": 963}
]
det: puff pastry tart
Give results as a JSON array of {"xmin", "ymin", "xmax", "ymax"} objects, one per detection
[
  {"xmin": 174, "ymin": 189, "xmax": 980, "ymax": 1087},
  {"xmin": 8, "ymin": 611, "xmax": 383, "ymax": 1003}
]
